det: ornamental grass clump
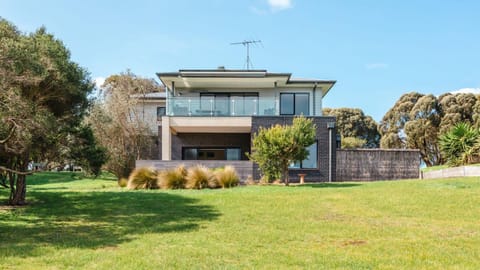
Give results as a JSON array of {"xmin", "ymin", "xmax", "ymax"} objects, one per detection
[
  {"xmin": 158, "ymin": 165, "xmax": 188, "ymax": 189},
  {"xmin": 214, "ymin": 165, "xmax": 239, "ymax": 188},
  {"xmin": 185, "ymin": 165, "xmax": 218, "ymax": 189},
  {"xmin": 118, "ymin": 177, "xmax": 128, "ymax": 188},
  {"xmin": 127, "ymin": 167, "xmax": 159, "ymax": 190}
]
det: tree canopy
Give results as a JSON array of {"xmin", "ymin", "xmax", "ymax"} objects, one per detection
[
  {"xmin": 323, "ymin": 107, "xmax": 380, "ymax": 148},
  {"xmin": 0, "ymin": 18, "xmax": 94, "ymax": 204},
  {"xmin": 248, "ymin": 116, "xmax": 316, "ymax": 185},
  {"xmin": 380, "ymin": 92, "xmax": 480, "ymax": 166},
  {"xmin": 86, "ymin": 71, "xmax": 162, "ymax": 180}
]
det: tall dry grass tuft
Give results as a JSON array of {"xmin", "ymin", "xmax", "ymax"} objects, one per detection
[
  {"xmin": 185, "ymin": 165, "xmax": 218, "ymax": 189},
  {"xmin": 214, "ymin": 165, "xmax": 240, "ymax": 188},
  {"xmin": 158, "ymin": 164, "xmax": 188, "ymax": 189},
  {"xmin": 118, "ymin": 177, "xmax": 128, "ymax": 188},
  {"xmin": 127, "ymin": 167, "xmax": 159, "ymax": 190}
]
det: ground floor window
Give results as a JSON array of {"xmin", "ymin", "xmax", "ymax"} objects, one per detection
[
  {"xmin": 183, "ymin": 147, "xmax": 241, "ymax": 160},
  {"xmin": 289, "ymin": 142, "xmax": 317, "ymax": 169}
]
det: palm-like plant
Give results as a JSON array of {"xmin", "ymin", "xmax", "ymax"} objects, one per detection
[{"xmin": 439, "ymin": 122, "xmax": 480, "ymax": 166}]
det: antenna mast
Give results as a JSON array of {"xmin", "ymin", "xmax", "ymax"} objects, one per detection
[{"xmin": 230, "ymin": 40, "xmax": 262, "ymax": 70}]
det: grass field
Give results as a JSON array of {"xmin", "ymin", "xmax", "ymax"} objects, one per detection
[{"xmin": 1, "ymin": 172, "xmax": 479, "ymax": 269}]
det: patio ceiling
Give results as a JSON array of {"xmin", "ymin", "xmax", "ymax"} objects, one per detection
[{"xmin": 168, "ymin": 116, "xmax": 252, "ymax": 133}]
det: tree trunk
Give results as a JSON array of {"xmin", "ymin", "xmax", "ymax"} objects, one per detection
[
  {"xmin": 10, "ymin": 174, "xmax": 26, "ymax": 205},
  {"xmin": 283, "ymin": 164, "xmax": 289, "ymax": 186},
  {"xmin": 7, "ymin": 156, "xmax": 29, "ymax": 206},
  {"xmin": 8, "ymin": 171, "xmax": 15, "ymax": 203}
]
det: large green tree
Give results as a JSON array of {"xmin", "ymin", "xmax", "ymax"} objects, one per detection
[
  {"xmin": 323, "ymin": 107, "xmax": 380, "ymax": 148},
  {"xmin": 404, "ymin": 94, "xmax": 442, "ymax": 166},
  {"xmin": 0, "ymin": 19, "xmax": 93, "ymax": 205},
  {"xmin": 68, "ymin": 125, "xmax": 108, "ymax": 177},
  {"xmin": 379, "ymin": 92, "xmax": 424, "ymax": 149},
  {"xmin": 438, "ymin": 93, "xmax": 478, "ymax": 134},
  {"xmin": 380, "ymin": 91, "xmax": 480, "ymax": 166},
  {"xmin": 249, "ymin": 116, "xmax": 316, "ymax": 185}
]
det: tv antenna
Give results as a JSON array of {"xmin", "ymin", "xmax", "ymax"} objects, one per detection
[{"xmin": 230, "ymin": 40, "xmax": 262, "ymax": 70}]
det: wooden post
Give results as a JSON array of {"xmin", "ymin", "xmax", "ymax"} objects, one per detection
[{"xmin": 298, "ymin": 173, "xmax": 306, "ymax": 184}]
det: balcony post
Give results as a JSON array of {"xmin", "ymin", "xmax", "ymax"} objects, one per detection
[
  {"xmin": 161, "ymin": 116, "xmax": 172, "ymax": 160},
  {"xmin": 210, "ymin": 99, "xmax": 214, "ymax": 116}
]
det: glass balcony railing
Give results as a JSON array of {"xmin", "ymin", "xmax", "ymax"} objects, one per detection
[{"xmin": 166, "ymin": 97, "xmax": 278, "ymax": 116}]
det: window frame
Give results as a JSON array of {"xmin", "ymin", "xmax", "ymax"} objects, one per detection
[
  {"xmin": 157, "ymin": 106, "xmax": 166, "ymax": 120},
  {"xmin": 289, "ymin": 141, "xmax": 318, "ymax": 169},
  {"xmin": 280, "ymin": 92, "xmax": 310, "ymax": 116},
  {"xmin": 182, "ymin": 147, "xmax": 242, "ymax": 161},
  {"xmin": 200, "ymin": 92, "xmax": 259, "ymax": 115}
]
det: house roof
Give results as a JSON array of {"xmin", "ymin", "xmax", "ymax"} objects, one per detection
[
  {"xmin": 130, "ymin": 92, "xmax": 166, "ymax": 99},
  {"xmin": 157, "ymin": 69, "xmax": 336, "ymax": 97}
]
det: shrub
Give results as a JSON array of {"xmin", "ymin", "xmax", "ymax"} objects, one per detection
[
  {"xmin": 249, "ymin": 116, "xmax": 316, "ymax": 185},
  {"xmin": 245, "ymin": 175, "xmax": 257, "ymax": 185},
  {"xmin": 185, "ymin": 165, "xmax": 218, "ymax": 189},
  {"xmin": 127, "ymin": 167, "xmax": 159, "ymax": 190},
  {"xmin": 158, "ymin": 165, "xmax": 188, "ymax": 189},
  {"xmin": 215, "ymin": 165, "xmax": 239, "ymax": 188},
  {"xmin": 341, "ymin": 136, "xmax": 366, "ymax": 149},
  {"xmin": 439, "ymin": 122, "xmax": 480, "ymax": 166},
  {"xmin": 118, "ymin": 177, "xmax": 128, "ymax": 188}
]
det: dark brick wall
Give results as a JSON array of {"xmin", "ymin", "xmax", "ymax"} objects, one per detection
[
  {"xmin": 336, "ymin": 149, "xmax": 420, "ymax": 181},
  {"xmin": 251, "ymin": 116, "xmax": 337, "ymax": 182},
  {"xmin": 171, "ymin": 133, "xmax": 251, "ymax": 160}
]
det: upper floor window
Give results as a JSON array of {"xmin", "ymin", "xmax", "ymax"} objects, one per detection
[
  {"xmin": 157, "ymin": 106, "xmax": 166, "ymax": 120},
  {"xmin": 199, "ymin": 93, "xmax": 259, "ymax": 116},
  {"xmin": 280, "ymin": 93, "xmax": 309, "ymax": 115}
]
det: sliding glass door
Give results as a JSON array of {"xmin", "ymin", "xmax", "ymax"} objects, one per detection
[{"xmin": 183, "ymin": 147, "xmax": 242, "ymax": 160}]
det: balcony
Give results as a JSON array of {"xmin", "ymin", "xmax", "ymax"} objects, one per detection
[{"xmin": 167, "ymin": 97, "xmax": 277, "ymax": 117}]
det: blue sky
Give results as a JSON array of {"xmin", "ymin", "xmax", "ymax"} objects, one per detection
[{"xmin": 1, "ymin": 0, "xmax": 480, "ymax": 121}]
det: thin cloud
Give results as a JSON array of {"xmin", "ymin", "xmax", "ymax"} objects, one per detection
[
  {"xmin": 251, "ymin": 0, "xmax": 293, "ymax": 14},
  {"xmin": 365, "ymin": 63, "xmax": 389, "ymax": 70},
  {"xmin": 94, "ymin": 77, "xmax": 106, "ymax": 89},
  {"xmin": 250, "ymin": 6, "xmax": 268, "ymax": 15},
  {"xmin": 268, "ymin": 0, "xmax": 293, "ymax": 11},
  {"xmin": 450, "ymin": 87, "xmax": 480, "ymax": 94}
]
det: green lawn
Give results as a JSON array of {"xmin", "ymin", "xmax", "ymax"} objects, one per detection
[{"xmin": 1, "ymin": 172, "xmax": 479, "ymax": 269}]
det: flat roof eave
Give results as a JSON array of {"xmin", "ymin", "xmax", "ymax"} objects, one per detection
[{"xmin": 157, "ymin": 69, "xmax": 336, "ymax": 97}]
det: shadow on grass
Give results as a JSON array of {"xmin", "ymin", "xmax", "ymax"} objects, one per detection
[
  {"xmin": 295, "ymin": 183, "xmax": 362, "ymax": 188},
  {"xmin": 0, "ymin": 189, "xmax": 219, "ymax": 258},
  {"xmin": 27, "ymin": 187, "xmax": 70, "ymax": 191}
]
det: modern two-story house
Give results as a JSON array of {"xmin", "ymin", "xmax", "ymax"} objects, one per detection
[{"xmin": 138, "ymin": 68, "xmax": 338, "ymax": 182}]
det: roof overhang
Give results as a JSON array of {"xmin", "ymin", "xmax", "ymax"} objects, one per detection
[{"xmin": 157, "ymin": 69, "xmax": 336, "ymax": 97}]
